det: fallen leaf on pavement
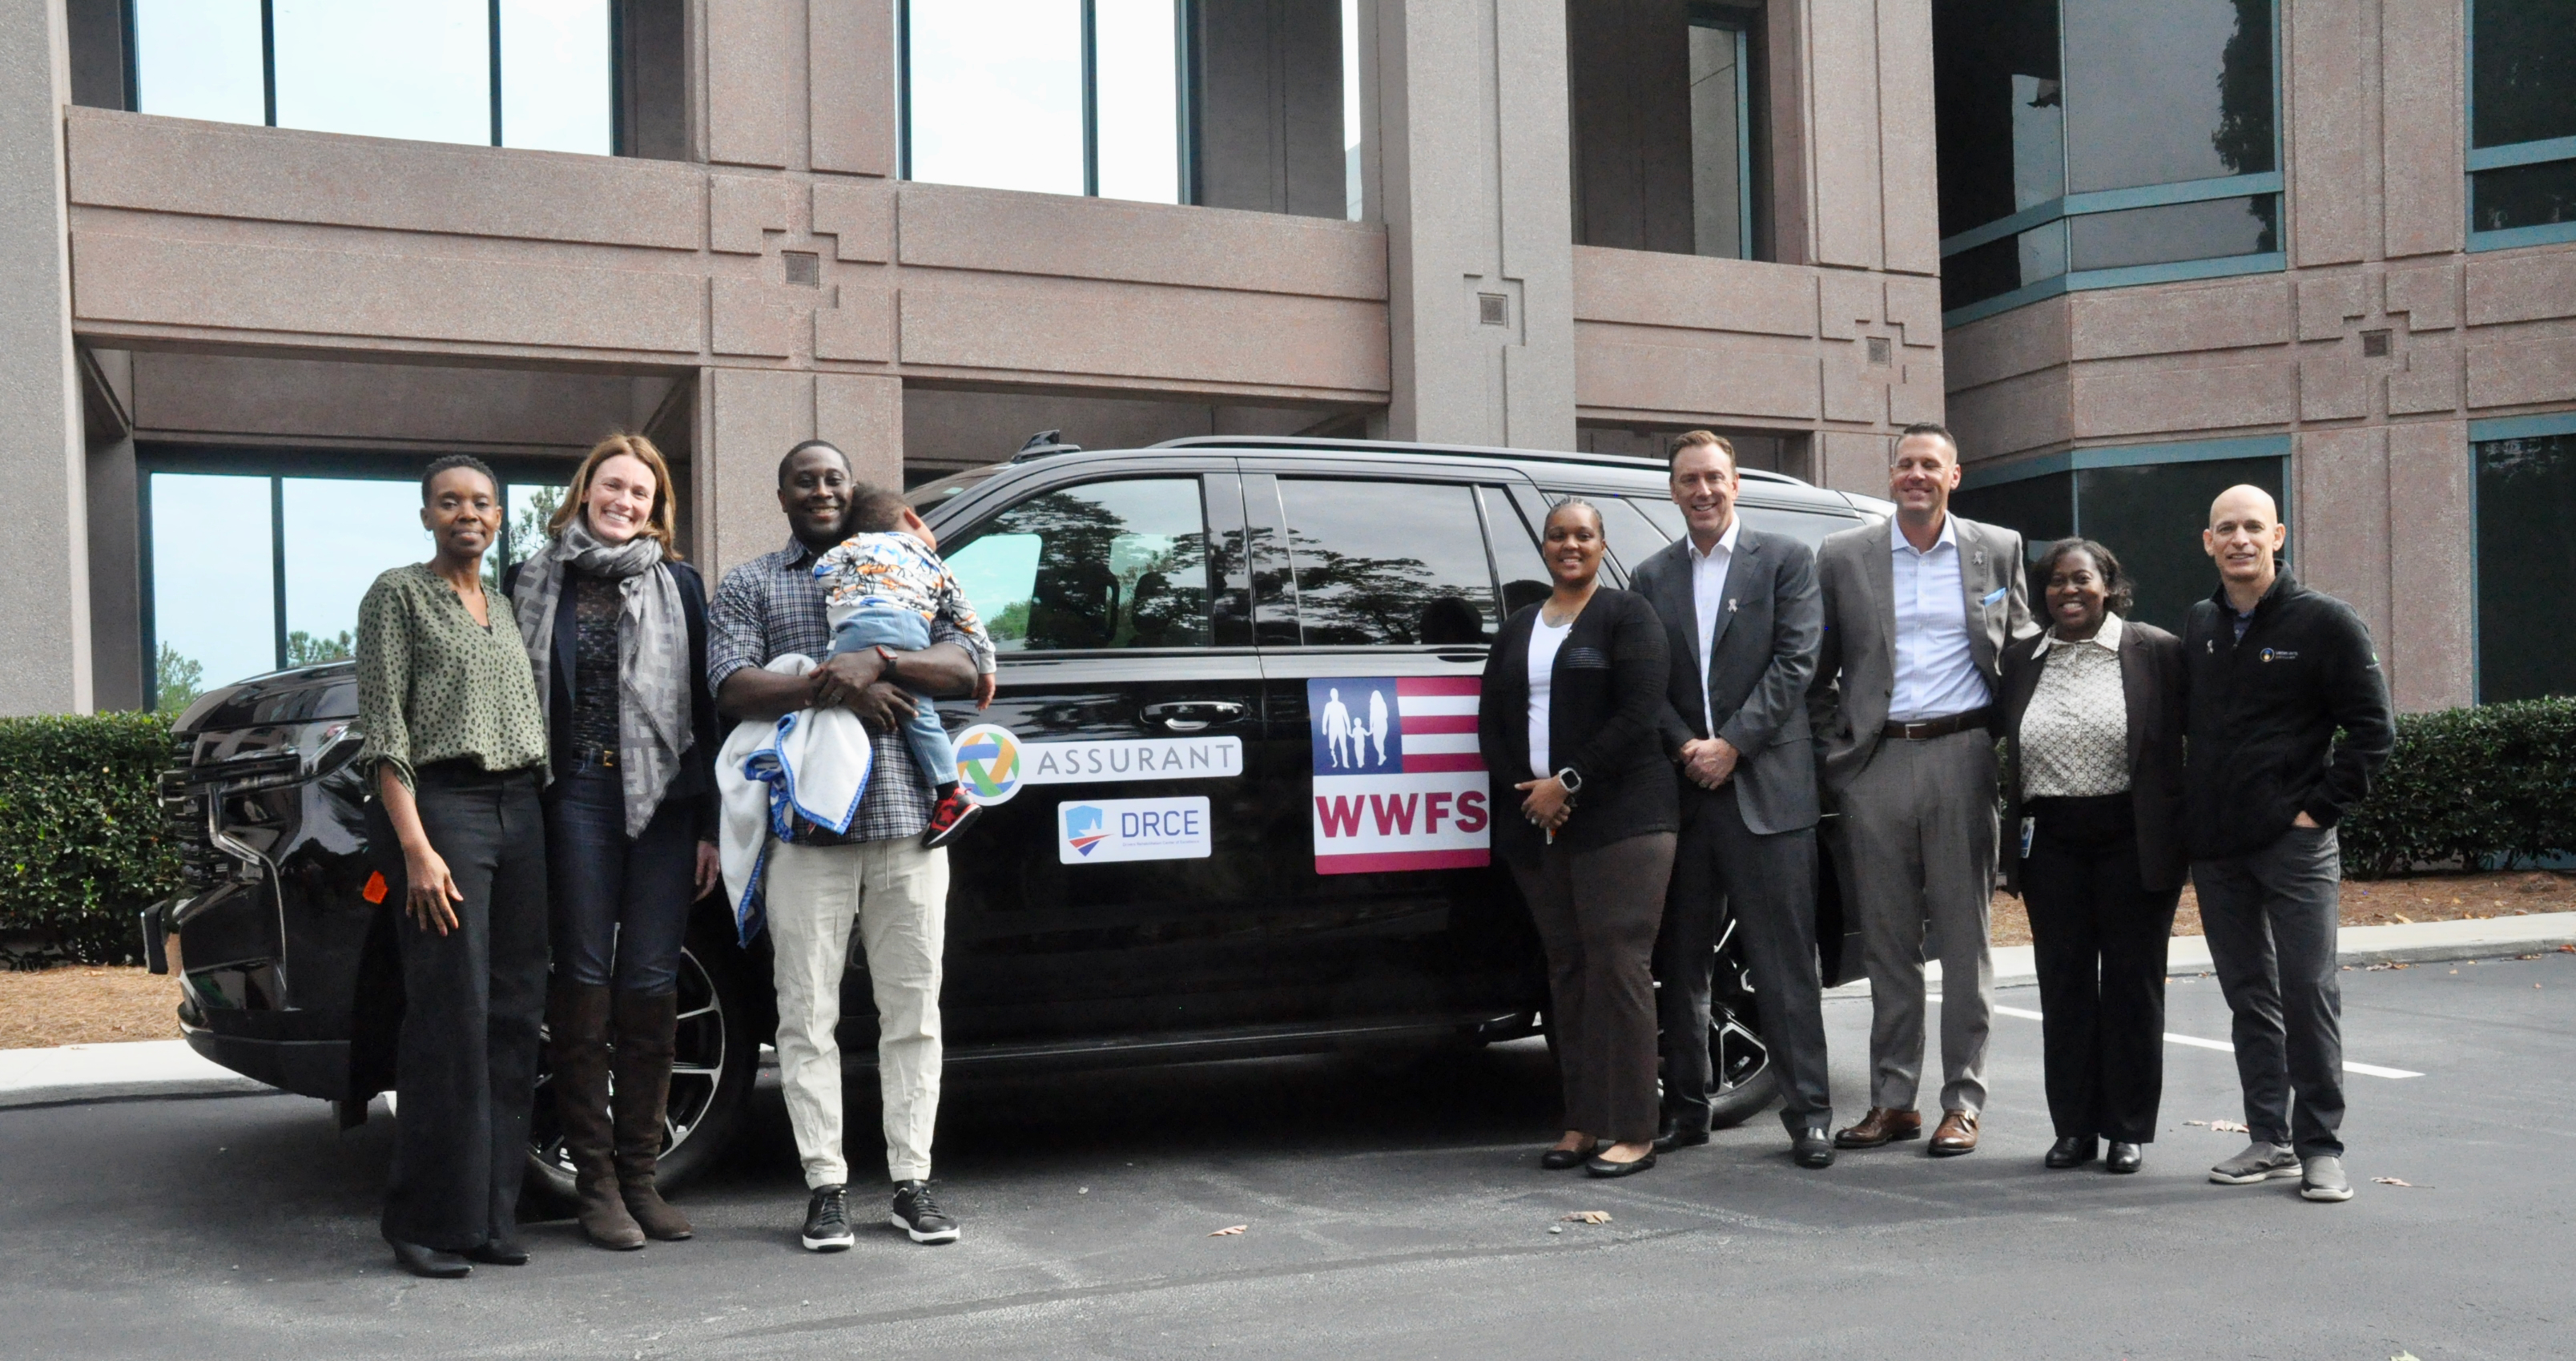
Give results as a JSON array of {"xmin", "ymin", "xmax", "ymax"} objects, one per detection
[
  {"xmin": 1560, "ymin": 1210, "xmax": 1613, "ymax": 1224},
  {"xmin": 2209, "ymin": 1120, "xmax": 2249, "ymax": 1133},
  {"xmin": 2372, "ymin": 1177, "xmax": 2421, "ymax": 1188},
  {"xmin": 1208, "ymin": 1225, "xmax": 1247, "ymax": 1237}
]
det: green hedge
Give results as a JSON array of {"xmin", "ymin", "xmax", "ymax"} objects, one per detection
[
  {"xmin": 2337, "ymin": 697, "xmax": 2576, "ymax": 878},
  {"xmin": 0, "ymin": 713, "xmax": 177, "ymax": 967}
]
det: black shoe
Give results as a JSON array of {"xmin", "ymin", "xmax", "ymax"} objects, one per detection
[
  {"xmin": 1652, "ymin": 1118, "xmax": 1709, "ymax": 1154},
  {"xmin": 892, "ymin": 1180, "xmax": 961, "ymax": 1244},
  {"xmin": 2105, "ymin": 1142, "xmax": 2143, "ymax": 1174},
  {"xmin": 1585, "ymin": 1150, "xmax": 1656, "ymax": 1178},
  {"xmin": 2045, "ymin": 1136, "xmax": 2099, "ymax": 1170},
  {"xmin": 920, "ymin": 787, "xmax": 984, "ymax": 849},
  {"xmin": 389, "ymin": 1239, "xmax": 472, "ymax": 1278},
  {"xmin": 1793, "ymin": 1127, "xmax": 1837, "ymax": 1169},
  {"xmin": 802, "ymin": 1184, "xmax": 855, "ymax": 1252},
  {"xmin": 465, "ymin": 1234, "xmax": 528, "ymax": 1266},
  {"xmin": 1540, "ymin": 1145, "xmax": 1592, "ymax": 1170}
]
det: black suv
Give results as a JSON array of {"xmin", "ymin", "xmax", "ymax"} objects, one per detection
[{"xmin": 146, "ymin": 436, "xmax": 1888, "ymax": 1194}]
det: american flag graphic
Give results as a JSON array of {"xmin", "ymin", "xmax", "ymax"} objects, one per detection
[{"xmin": 1389, "ymin": 676, "xmax": 1483, "ymax": 771}]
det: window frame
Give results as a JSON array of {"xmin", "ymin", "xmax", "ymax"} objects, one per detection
[
  {"xmin": 1255, "ymin": 471, "xmax": 1519, "ymax": 652},
  {"xmin": 1936, "ymin": 0, "xmax": 2287, "ymax": 326},
  {"xmin": 2468, "ymin": 410, "xmax": 2576, "ymax": 702},
  {"xmin": 1687, "ymin": 2, "xmax": 1757, "ymax": 263},
  {"xmin": 937, "ymin": 469, "xmax": 1227, "ymax": 655},
  {"xmin": 2465, "ymin": 0, "xmax": 2576, "ymax": 252},
  {"xmin": 120, "ymin": 0, "xmax": 627, "ymax": 154},
  {"xmin": 897, "ymin": 0, "xmax": 1194, "ymax": 203}
]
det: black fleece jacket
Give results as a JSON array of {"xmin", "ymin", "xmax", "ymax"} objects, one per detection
[{"xmin": 2180, "ymin": 570, "xmax": 2393, "ymax": 860}]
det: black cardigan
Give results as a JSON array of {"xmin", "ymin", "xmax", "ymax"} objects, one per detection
[
  {"xmin": 501, "ymin": 558, "xmax": 723, "ymax": 842},
  {"xmin": 1996, "ymin": 618, "xmax": 2188, "ymax": 895},
  {"xmin": 1478, "ymin": 588, "xmax": 1676, "ymax": 865}
]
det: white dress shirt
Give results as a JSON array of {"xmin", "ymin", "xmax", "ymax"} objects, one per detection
[
  {"xmin": 2021, "ymin": 612, "xmax": 2130, "ymax": 797},
  {"xmin": 1686, "ymin": 515, "xmax": 1743, "ymax": 736},
  {"xmin": 1887, "ymin": 514, "xmax": 1990, "ymax": 722}
]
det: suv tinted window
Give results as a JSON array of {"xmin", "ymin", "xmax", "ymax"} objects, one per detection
[
  {"xmin": 945, "ymin": 477, "xmax": 1212, "ymax": 651},
  {"xmin": 1484, "ymin": 486, "xmax": 1552, "ymax": 617},
  {"xmin": 1278, "ymin": 479, "xmax": 1499, "ymax": 646},
  {"xmin": 1739, "ymin": 502, "xmax": 1863, "ymax": 549}
]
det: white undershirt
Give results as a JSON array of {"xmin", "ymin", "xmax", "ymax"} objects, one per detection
[{"xmin": 1527, "ymin": 614, "xmax": 1573, "ymax": 775}]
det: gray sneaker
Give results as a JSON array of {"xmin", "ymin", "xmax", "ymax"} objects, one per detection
[
  {"xmin": 2300, "ymin": 1155, "xmax": 2354, "ymax": 1202},
  {"xmin": 2208, "ymin": 1141, "xmax": 2300, "ymax": 1185}
]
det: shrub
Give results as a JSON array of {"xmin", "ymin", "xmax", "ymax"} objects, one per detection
[
  {"xmin": 2337, "ymin": 697, "xmax": 2576, "ymax": 878},
  {"xmin": 0, "ymin": 713, "xmax": 179, "ymax": 967}
]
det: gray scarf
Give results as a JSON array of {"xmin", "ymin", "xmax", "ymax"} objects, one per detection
[{"xmin": 512, "ymin": 516, "xmax": 694, "ymax": 838}]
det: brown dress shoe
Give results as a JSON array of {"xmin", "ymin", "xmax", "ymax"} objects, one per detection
[
  {"xmin": 1929, "ymin": 1109, "xmax": 1981, "ymax": 1157},
  {"xmin": 1832, "ymin": 1107, "xmax": 1923, "ymax": 1149}
]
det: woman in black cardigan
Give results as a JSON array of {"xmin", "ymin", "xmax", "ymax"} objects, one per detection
[
  {"xmin": 1996, "ymin": 538, "xmax": 2187, "ymax": 1175},
  {"xmin": 1479, "ymin": 500, "xmax": 1676, "ymax": 1177}
]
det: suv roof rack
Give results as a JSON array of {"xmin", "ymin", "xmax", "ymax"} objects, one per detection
[{"xmin": 1147, "ymin": 433, "xmax": 1811, "ymax": 487}]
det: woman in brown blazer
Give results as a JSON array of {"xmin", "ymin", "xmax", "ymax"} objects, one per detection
[{"xmin": 1998, "ymin": 538, "xmax": 2187, "ymax": 1175}]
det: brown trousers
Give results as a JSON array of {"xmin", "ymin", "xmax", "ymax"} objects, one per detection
[{"xmin": 1511, "ymin": 831, "xmax": 1676, "ymax": 1144}]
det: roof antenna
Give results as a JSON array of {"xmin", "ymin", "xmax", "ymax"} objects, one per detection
[{"xmin": 1012, "ymin": 429, "xmax": 1083, "ymax": 461}]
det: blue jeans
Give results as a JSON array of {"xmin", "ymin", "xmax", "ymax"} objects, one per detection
[
  {"xmin": 544, "ymin": 768, "xmax": 696, "ymax": 993},
  {"xmin": 827, "ymin": 606, "xmax": 955, "ymax": 791}
]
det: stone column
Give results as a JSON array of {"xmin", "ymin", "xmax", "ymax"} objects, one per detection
[
  {"xmin": 0, "ymin": 0, "xmax": 90, "ymax": 715},
  {"xmin": 1372, "ymin": 0, "xmax": 1576, "ymax": 450},
  {"xmin": 695, "ymin": 368, "xmax": 904, "ymax": 579}
]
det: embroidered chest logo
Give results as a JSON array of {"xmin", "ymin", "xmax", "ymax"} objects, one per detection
[{"xmin": 2260, "ymin": 648, "xmax": 2299, "ymax": 662}]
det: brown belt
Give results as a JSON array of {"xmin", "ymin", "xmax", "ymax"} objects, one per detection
[{"xmin": 1882, "ymin": 707, "xmax": 1991, "ymax": 741}]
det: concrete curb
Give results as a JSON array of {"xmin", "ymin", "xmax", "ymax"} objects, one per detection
[
  {"xmin": 0, "ymin": 1040, "xmax": 270, "ymax": 1111},
  {"xmin": 1825, "ymin": 912, "xmax": 2576, "ymax": 999}
]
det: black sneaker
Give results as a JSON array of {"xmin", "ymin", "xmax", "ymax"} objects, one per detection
[
  {"xmin": 801, "ymin": 1184, "xmax": 855, "ymax": 1251},
  {"xmin": 920, "ymin": 786, "xmax": 984, "ymax": 849},
  {"xmin": 891, "ymin": 1180, "xmax": 960, "ymax": 1244}
]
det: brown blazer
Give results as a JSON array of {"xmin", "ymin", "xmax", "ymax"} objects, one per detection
[{"xmin": 1997, "ymin": 617, "xmax": 2188, "ymax": 895}]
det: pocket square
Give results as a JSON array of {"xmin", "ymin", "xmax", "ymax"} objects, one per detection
[{"xmin": 1980, "ymin": 586, "xmax": 2007, "ymax": 606}]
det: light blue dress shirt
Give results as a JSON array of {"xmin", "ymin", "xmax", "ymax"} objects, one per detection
[{"xmin": 1887, "ymin": 514, "xmax": 1990, "ymax": 721}]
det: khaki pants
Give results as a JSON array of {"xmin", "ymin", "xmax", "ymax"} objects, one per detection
[{"xmin": 765, "ymin": 836, "xmax": 949, "ymax": 1186}]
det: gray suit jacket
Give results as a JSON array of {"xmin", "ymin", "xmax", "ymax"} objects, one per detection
[
  {"xmin": 1629, "ymin": 525, "xmax": 1823, "ymax": 835},
  {"xmin": 1807, "ymin": 513, "xmax": 2038, "ymax": 796}
]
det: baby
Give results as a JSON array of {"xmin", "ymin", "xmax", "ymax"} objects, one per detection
[{"xmin": 811, "ymin": 487, "xmax": 999, "ymax": 848}]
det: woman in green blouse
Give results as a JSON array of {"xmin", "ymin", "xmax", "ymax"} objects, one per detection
[{"xmin": 356, "ymin": 454, "xmax": 552, "ymax": 1280}]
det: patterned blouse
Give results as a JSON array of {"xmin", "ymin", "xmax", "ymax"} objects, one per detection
[
  {"xmin": 569, "ymin": 572, "xmax": 623, "ymax": 758},
  {"xmin": 355, "ymin": 562, "xmax": 549, "ymax": 791},
  {"xmin": 2021, "ymin": 612, "xmax": 2130, "ymax": 799}
]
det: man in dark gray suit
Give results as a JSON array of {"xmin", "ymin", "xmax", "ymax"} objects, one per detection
[
  {"xmin": 1810, "ymin": 421, "xmax": 2035, "ymax": 1158},
  {"xmin": 1632, "ymin": 431, "xmax": 1836, "ymax": 1169}
]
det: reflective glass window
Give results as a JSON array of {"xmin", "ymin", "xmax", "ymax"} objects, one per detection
[
  {"xmin": 150, "ymin": 473, "xmax": 276, "ymax": 711},
  {"xmin": 906, "ymin": 1, "xmax": 1086, "ymax": 195},
  {"xmin": 1094, "ymin": 0, "xmax": 1182, "ymax": 203},
  {"xmin": 2472, "ymin": 0, "xmax": 2576, "ymax": 150},
  {"xmin": 1342, "ymin": 0, "xmax": 1362, "ymax": 219},
  {"xmin": 500, "ymin": 0, "xmax": 614, "ymax": 155},
  {"xmin": 280, "ymin": 478, "xmax": 435, "ymax": 666},
  {"xmin": 1568, "ymin": 3, "xmax": 1760, "ymax": 260},
  {"xmin": 2071, "ymin": 457, "xmax": 2283, "ymax": 634},
  {"xmin": 273, "ymin": 0, "xmax": 492, "ymax": 147},
  {"xmin": 1628, "ymin": 496, "xmax": 1687, "ymax": 542},
  {"xmin": 1485, "ymin": 488, "xmax": 1552, "ymax": 618},
  {"xmin": 2477, "ymin": 434, "xmax": 2576, "ymax": 702},
  {"xmin": 2067, "ymin": 195, "xmax": 2278, "ymax": 271},
  {"xmin": 2474, "ymin": 160, "xmax": 2576, "ymax": 235},
  {"xmin": 2059, "ymin": 0, "xmax": 2274, "ymax": 194},
  {"xmin": 1278, "ymin": 480, "xmax": 1499, "ymax": 647},
  {"xmin": 945, "ymin": 478, "xmax": 1211, "ymax": 651},
  {"xmin": 132, "ymin": 0, "xmax": 266, "ymax": 125},
  {"xmin": 1932, "ymin": 0, "xmax": 2064, "ymax": 237},
  {"xmin": 1688, "ymin": 19, "xmax": 1749, "ymax": 259},
  {"xmin": 1734, "ymin": 505, "xmax": 1865, "ymax": 551}
]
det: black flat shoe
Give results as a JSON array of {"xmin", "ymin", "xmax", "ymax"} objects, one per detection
[
  {"xmin": 2044, "ymin": 1136, "xmax": 2099, "ymax": 1170},
  {"xmin": 1540, "ymin": 1146, "xmax": 1592, "ymax": 1170},
  {"xmin": 389, "ymin": 1240, "xmax": 472, "ymax": 1279},
  {"xmin": 1585, "ymin": 1151, "xmax": 1656, "ymax": 1178},
  {"xmin": 465, "ymin": 1235, "xmax": 528, "ymax": 1266},
  {"xmin": 2105, "ymin": 1142, "xmax": 2143, "ymax": 1174}
]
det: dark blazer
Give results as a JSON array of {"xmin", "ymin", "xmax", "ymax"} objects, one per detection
[
  {"xmin": 1807, "ymin": 513, "xmax": 2038, "ymax": 795},
  {"xmin": 1477, "ymin": 588, "xmax": 1676, "ymax": 865},
  {"xmin": 504, "ymin": 558, "xmax": 723, "ymax": 841},
  {"xmin": 1997, "ymin": 618, "xmax": 2188, "ymax": 894},
  {"xmin": 1628, "ymin": 524, "xmax": 1824, "ymax": 836}
]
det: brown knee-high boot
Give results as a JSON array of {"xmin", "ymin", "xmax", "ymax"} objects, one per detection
[
  {"xmin": 610, "ymin": 988, "xmax": 693, "ymax": 1241},
  {"xmin": 549, "ymin": 980, "xmax": 644, "ymax": 1249}
]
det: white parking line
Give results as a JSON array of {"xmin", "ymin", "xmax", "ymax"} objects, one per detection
[{"xmin": 1990, "ymin": 1004, "xmax": 2423, "ymax": 1079}]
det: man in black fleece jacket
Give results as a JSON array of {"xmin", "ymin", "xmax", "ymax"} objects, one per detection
[{"xmin": 2183, "ymin": 485, "xmax": 2393, "ymax": 1205}]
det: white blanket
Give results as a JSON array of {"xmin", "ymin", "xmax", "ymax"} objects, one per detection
[{"xmin": 714, "ymin": 654, "xmax": 874, "ymax": 943}]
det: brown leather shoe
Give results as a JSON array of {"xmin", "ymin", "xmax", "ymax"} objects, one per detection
[
  {"xmin": 1832, "ymin": 1107, "xmax": 1923, "ymax": 1149},
  {"xmin": 1929, "ymin": 1109, "xmax": 1981, "ymax": 1157}
]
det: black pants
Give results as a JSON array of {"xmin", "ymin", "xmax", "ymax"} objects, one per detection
[
  {"xmin": 376, "ymin": 763, "xmax": 549, "ymax": 1250},
  {"xmin": 2021, "ymin": 795, "xmax": 2180, "ymax": 1144},
  {"xmin": 2192, "ymin": 823, "xmax": 2346, "ymax": 1157},
  {"xmin": 1510, "ymin": 831, "xmax": 1676, "ymax": 1145},
  {"xmin": 545, "ymin": 767, "xmax": 696, "ymax": 993},
  {"xmin": 1656, "ymin": 783, "xmax": 1830, "ymax": 1137}
]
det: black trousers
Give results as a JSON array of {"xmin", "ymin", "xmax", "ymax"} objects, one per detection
[
  {"xmin": 377, "ymin": 763, "xmax": 550, "ymax": 1250},
  {"xmin": 2020, "ymin": 794, "xmax": 2180, "ymax": 1143},
  {"xmin": 1510, "ymin": 831, "xmax": 1676, "ymax": 1145},
  {"xmin": 1656, "ymin": 783, "xmax": 1830, "ymax": 1136}
]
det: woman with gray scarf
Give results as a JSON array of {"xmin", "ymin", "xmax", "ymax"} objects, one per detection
[{"xmin": 505, "ymin": 433, "xmax": 721, "ymax": 1251}]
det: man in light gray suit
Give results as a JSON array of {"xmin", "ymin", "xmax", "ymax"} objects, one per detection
[
  {"xmin": 1810, "ymin": 421, "xmax": 2035, "ymax": 1157},
  {"xmin": 1631, "ymin": 432, "xmax": 1837, "ymax": 1169}
]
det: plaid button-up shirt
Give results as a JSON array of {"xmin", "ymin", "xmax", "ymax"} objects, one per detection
[{"xmin": 708, "ymin": 538, "xmax": 969, "ymax": 843}]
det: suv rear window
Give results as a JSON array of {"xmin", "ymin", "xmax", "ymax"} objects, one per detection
[
  {"xmin": 1278, "ymin": 479, "xmax": 1499, "ymax": 646},
  {"xmin": 944, "ymin": 477, "xmax": 1212, "ymax": 651}
]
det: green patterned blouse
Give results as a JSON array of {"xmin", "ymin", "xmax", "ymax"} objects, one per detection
[{"xmin": 354, "ymin": 562, "xmax": 549, "ymax": 791}]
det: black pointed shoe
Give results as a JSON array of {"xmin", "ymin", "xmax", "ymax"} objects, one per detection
[
  {"xmin": 2045, "ymin": 1136, "xmax": 2099, "ymax": 1170},
  {"xmin": 2105, "ymin": 1142, "xmax": 2143, "ymax": 1174},
  {"xmin": 390, "ymin": 1239, "xmax": 471, "ymax": 1278}
]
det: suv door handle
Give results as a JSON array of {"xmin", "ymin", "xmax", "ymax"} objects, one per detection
[{"xmin": 1141, "ymin": 701, "xmax": 1247, "ymax": 732}]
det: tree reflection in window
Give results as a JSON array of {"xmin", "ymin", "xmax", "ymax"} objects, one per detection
[
  {"xmin": 945, "ymin": 478, "xmax": 1211, "ymax": 652},
  {"xmin": 1277, "ymin": 480, "xmax": 1500, "ymax": 647}
]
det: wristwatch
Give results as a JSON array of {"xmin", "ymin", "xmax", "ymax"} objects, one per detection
[{"xmin": 1553, "ymin": 766, "xmax": 1584, "ymax": 795}]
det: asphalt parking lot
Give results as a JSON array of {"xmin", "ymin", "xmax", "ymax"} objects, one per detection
[{"xmin": 4, "ymin": 951, "xmax": 2570, "ymax": 1361}]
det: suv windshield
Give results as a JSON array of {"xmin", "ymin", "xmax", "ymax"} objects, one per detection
[{"xmin": 907, "ymin": 466, "xmax": 1003, "ymax": 511}]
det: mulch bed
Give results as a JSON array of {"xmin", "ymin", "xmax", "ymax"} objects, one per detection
[{"xmin": 1991, "ymin": 869, "xmax": 2576, "ymax": 948}]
